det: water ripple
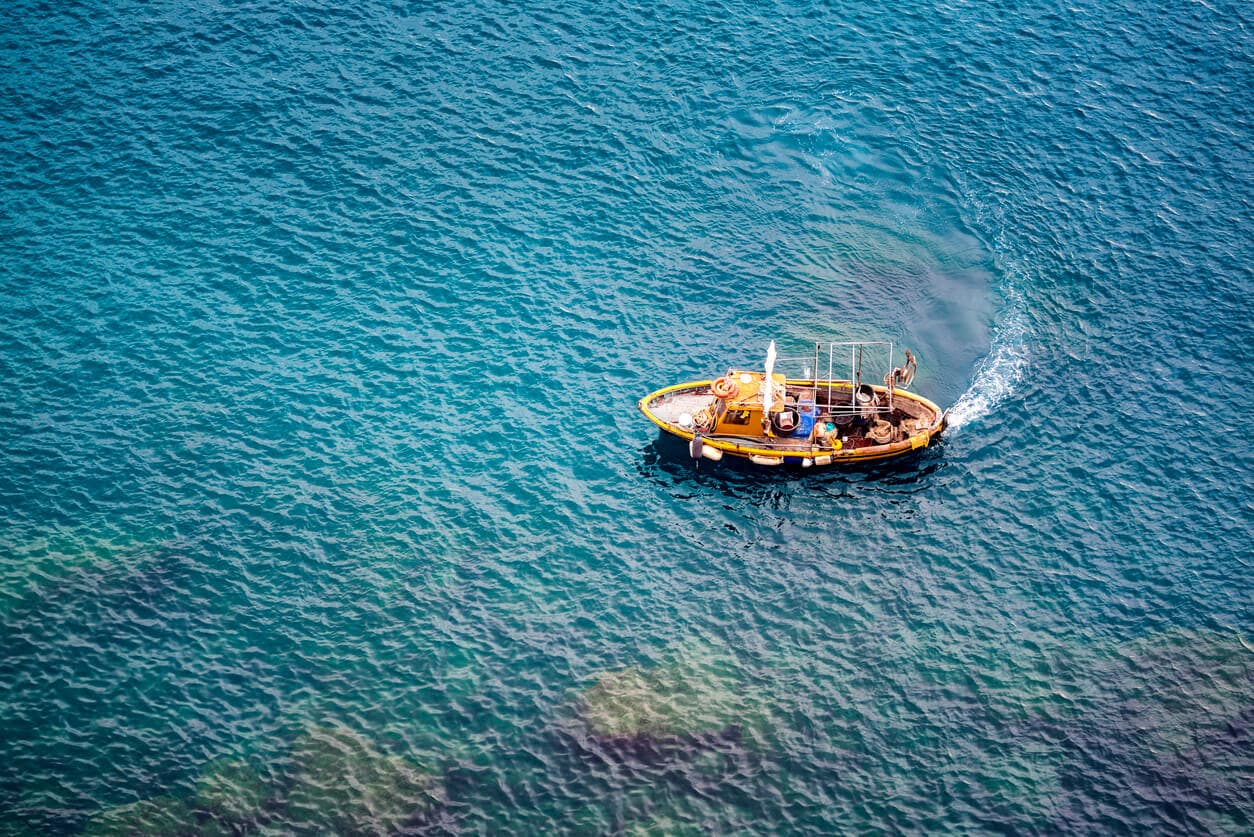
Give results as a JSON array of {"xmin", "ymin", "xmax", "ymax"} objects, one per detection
[{"xmin": 1, "ymin": 0, "xmax": 1252, "ymax": 833}]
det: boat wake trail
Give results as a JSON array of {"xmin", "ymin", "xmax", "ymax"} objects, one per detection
[{"xmin": 946, "ymin": 273, "xmax": 1030, "ymax": 432}]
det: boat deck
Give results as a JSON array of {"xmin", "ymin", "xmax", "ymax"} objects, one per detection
[
  {"xmin": 638, "ymin": 341, "xmax": 946, "ymax": 465},
  {"xmin": 644, "ymin": 380, "xmax": 942, "ymax": 453}
]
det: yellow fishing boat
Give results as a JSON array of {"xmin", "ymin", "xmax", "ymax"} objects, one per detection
[{"xmin": 638, "ymin": 341, "xmax": 947, "ymax": 466}]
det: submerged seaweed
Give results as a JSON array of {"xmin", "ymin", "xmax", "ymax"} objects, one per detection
[
  {"xmin": 1076, "ymin": 629, "xmax": 1253, "ymax": 818},
  {"xmin": 83, "ymin": 754, "xmax": 267, "ymax": 837},
  {"xmin": 576, "ymin": 640, "xmax": 772, "ymax": 749},
  {"xmin": 0, "ymin": 528, "xmax": 167, "ymax": 615},
  {"xmin": 82, "ymin": 796, "xmax": 202, "ymax": 837},
  {"xmin": 281, "ymin": 723, "xmax": 445, "ymax": 835},
  {"xmin": 191, "ymin": 756, "xmax": 269, "ymax": 829}
]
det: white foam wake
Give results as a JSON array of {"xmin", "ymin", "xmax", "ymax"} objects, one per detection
[{"xmin": 946, "ymin": 282, "xmax": 1030, "ymax": 432}]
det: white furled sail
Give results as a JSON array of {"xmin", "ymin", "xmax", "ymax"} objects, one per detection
[{"xmin": 763, "ymin": 340, "xmax": 777, "ymax": 416}]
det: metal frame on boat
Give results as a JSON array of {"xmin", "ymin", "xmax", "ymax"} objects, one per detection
[{"xmin": 638, "ymin": 340, "xmax": 948, "ymax": 466}]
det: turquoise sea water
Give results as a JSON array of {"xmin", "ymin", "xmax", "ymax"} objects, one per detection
[{"xmin": 1, "ymin": 0, "xmax": 1251, "ymax": 833}]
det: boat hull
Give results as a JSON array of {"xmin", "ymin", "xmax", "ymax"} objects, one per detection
[{"xmin": 638, "ymin": 380, "xmax": 947, "ymax": 466}]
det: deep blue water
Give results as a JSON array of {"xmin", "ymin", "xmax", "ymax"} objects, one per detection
[{"xmin": 1, "ymin": 0, "xmax": 1251, "ymax": 833}]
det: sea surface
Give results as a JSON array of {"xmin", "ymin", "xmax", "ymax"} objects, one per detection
[{"xmin": 1, "ymin": 0, "xmax": 1251, "ymax": 833}]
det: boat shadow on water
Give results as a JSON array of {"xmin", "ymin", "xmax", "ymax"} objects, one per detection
[{"xmin": 638, "ymin": 432, "xmax": 948, "ymax": 498}]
